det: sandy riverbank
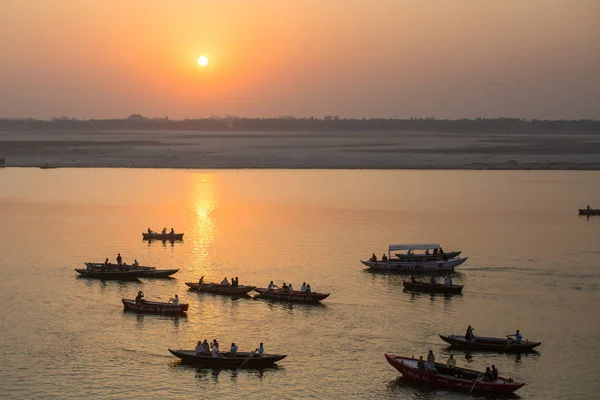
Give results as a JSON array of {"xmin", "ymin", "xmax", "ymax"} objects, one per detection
[{"xmin": 1, "ymin": 129, "xmax": 599, "ymax": 170}]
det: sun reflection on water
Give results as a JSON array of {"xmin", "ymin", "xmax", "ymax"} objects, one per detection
[{"xmin": 188, "ymin": 173, "xmax": 218, "ymax": 278}]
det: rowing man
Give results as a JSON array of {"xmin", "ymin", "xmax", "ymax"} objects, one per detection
[{"xmin": 507, "ymin": 329, "xmax": 522, "ymax": 344}]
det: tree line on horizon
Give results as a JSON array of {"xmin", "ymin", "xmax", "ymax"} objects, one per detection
[{"xmin": 0, "ymin": 114, "xmax": 598, "ymax": 134}]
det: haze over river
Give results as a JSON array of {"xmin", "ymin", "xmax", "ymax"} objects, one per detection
[{"xmin": 0, "ymin": 168, "xmax": 598, "ymax": 399}]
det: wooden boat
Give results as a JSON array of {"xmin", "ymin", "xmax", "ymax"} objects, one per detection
[
  {"xmin": 169, "ymin": 349, "xmax": 286, "ymax": 368},
  {"xmin": 363, "ymin": 244, "xmax": 467, "ymax": 272},
  {"xmin": 385, "ymin": 354, "xmax": 525, "ymax": 394},
  {"xmin": 393, "ymin": 244, "xmax": 460, "ymax": 261},
  {"xmin": 75, "ymin": 268, "xmax": 143, "ymax": 280},
  {"xmin": 253, "ymin": 288, "xmax": 329, "ymax": 303},
  {"xmin": 439, "ymin": 334, "xmax": 541, "ymax": 352},
  {"xmin": 142, "ymin": 232, "xmax": 184, "ymax": 240},
  {"xmin": 84, "ymin": 262, "xmax": 179, "ymax": 278},
  {"xmin": 402, "ymin": 281, "xmax": 463, "ymax": 294},
  {"xmin": 579, "ymin": 208, "xmax": 600, "ymax": 216},
  {"xmin": 122, "ymin": 299, "xmax": 188, "ymax": 315},
  {"xmin": 185, "ymin": 282, "xmax": 256, "ymax": 295}
]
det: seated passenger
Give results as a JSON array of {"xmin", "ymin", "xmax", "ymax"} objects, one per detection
[
  {"xmin": 300, "ymin": 282, "xmax": 307, "ymax": 293},
  {"xmin": 211, "ymin": 343, "xmax": 221, "ymax": 358},
  {"xmin": 416, "ymin": 356, "xmax": 425, "ymax": 369},
  {"xmin": 255, "ymin": 342, "xmax": 264, "ymax": 356},
  {"xmin": 381, "ymin": 254, "xmax": 388, "ymax": 261},
  {"xmin": 483, "ymin": 367, "xmax": 494, "ymax": 381},
  {"xmin": 425, "ymin": 249, "xmax": 430, "ymax": 255},
  {"xmin": 447, "ymin": 354, "xmax": 456, "ymax": 370},
  {"xmin": 305, "ymin": 284, "xmax": 312, "ymax": 294},
  {"xmin": 465, "ymin": 325, "xmax": 475, "ymax": 341},
  {"xmin": 424, "ymin": 361, "xmax": 437, "ymax": 373},
  {"xmin": 267, "ymin": 281, "xmax": 276, "ymax": 291},
  {"xmin": 288, "ymin": 283, "xmax": 294, "ymax": 293},
  {"xmin": 202, "ymin": 339, "xmax": 210, "ymax": 354},
  {"xmin": 491, "ymin": 365, "xmax": 499, "ymax": 380},
  {"xmin": 232, "ymin": 277, "xmax": 239, "ymax": 288},
  {"xmin": 135, "ymin": 291, "xmax": 144, "ymax": 303},
  {"xmin": 147, "ymin": 228, "xmax": 153, "ymax": 234},
  {"xmin": 162, "ymin": 227, "xmax": 167, "ymax": 234},
  {"xmin": 444, "ymin": 276, "xmax": 452, "ymax": 286},
  {"xmin": 170, "ymin": 228, "xmax": 175, "ymax": 234},
  {"xmin": 430, "ymin": 276, "xmax": 437, "ymax": 284},
  {"xmin": 230, "ymin": 343, "xmax": 238, "ymax": 356},
  {"xmin": 433, "ymin": 248, "xmax": 438, "ymax": 255},
  {"xmin": 221, "ymin": 277, "xmax": 230, "ymax": 286},
  {"xmin": 282, "ymin": 282, "xmax": 288, "ymax": 291},
  {"xmin": 370, "ymin": 253, "xmax": 377, "ymax": 262},
  {"xmin": 195, "ymin": 341, "xmax": 205, "ymax": 355},
  {"xmin": 133, "ymin": 259, "xmax": 139, "ymax": 267},
  {"xmin": 169, "ymin": 294, "xmax": 179, "ymax": 305}
]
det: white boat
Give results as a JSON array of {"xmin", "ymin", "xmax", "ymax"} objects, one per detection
[{"xmin": 361, "ymin": 244, "xmax": 468, "ymax": 272}]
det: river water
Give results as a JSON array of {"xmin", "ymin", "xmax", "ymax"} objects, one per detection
[{"xmin": 0, "ymin": 168, "xmax": 598, "ymax": 399}]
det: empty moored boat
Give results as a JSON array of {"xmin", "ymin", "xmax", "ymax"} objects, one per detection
[
  {"xmin": 122, "ymin": 299, "xmax": 188, "ymax": 315},
  {"xmin": 75, "ymin": 268, "xmax": 143, "ymax": 280},
  {"xmin": 185, "ymin": 282, "xmax": 256, "ymax": 296},
  {"xmin": 169, "ymin": 349, "xmax": 286, "ymax": 368},
  {"xmin": 385, "ymin": 354, "xmax": 525, "ymax": 394},
  {"xmin": 253, "ymin": 288, "xmax": 329, "ymax": 303},
  {"xmin": 402, "ymin": 281, "xmax": 463, "ymax": 294},
  {"xmin": 439, "ymin": 334, "xmax": 541, "ymax": 352}
]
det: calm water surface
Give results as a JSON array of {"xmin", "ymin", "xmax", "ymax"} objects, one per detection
[{"xmin": 0, "ymin": 168, "xmax": 599, "ymax": 399}]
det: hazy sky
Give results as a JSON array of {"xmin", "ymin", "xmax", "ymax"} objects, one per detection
[{"xmin": 1, "ymin": 0, "xmax": 598, "ymax": 119}]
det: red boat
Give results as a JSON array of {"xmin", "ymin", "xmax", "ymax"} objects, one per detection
[
  {"xmin": 122, "ymin": 299, "xmax": 188, "ymax": 316},
  {"xmin": 253, "ymin": 288, "xmax": 329, "ymax": 303},
  {"xmin": 385, "ymin": 354, "xmax": 525, "ymax": 394}
]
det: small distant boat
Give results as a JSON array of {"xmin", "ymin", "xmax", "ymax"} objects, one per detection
[
  {"xmin": 439, "ymin": 334, "xmax": 541, "ymax": 352},
  {"xmin": 385, "ymin": 354, "xmax": 525, "ymax": 394},
  {"xmin": 185, "ymin": 282, "xmax": 256, "ymax": 296},
  {"xmin": 579, "ymin": 208, "xmax": 600, "ymax": 216},
  {"xmin": 142, "ymin": 232, "xmax": 184, "ymax": 240},
  {"xmin": 122, "ymin": 299, "xmax": 188, "ymax": 316},
  {"xmin": 253, "ymin": 288, "xmax": 329, "ymax": 304},
  {"xmin": 169, "ymin": 349, "xmax": 286, "ymax": 368},
  {"xmin": 402, "ymin": 281, "xmax": 463, "ymax": 294}
]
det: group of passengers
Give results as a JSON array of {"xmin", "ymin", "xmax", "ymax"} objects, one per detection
[
  {"xmin": 195, "ymin": 339, "xmax": 265, "ymax": 358},
  {"xmin": 416, "ymin": 350, "xmax": 500, "ymax": 381},
  {"xmin": 147, "ymin": 227, "xmax": 176, "ymax": 235},
  {"xmin": 220, "ymin": 277, "xmax": 240, "ymax": 287},
  {"xmin": 267, "ymin": 281, "xmax": 312, "ymax": 294},
  {"xmin": 96, "ymin": 254, "xmax": 139, "ymax": 271}
]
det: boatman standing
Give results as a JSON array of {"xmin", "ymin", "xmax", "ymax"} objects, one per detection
[{"xmin": 116, "ymin": 253, "xmax": 122, "ymax": 265}]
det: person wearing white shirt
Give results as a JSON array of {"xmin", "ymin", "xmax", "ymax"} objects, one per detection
[
  {"xmin": 221, "ymin": 277, "xmax": 230, "ymax": 286},
  {"xmin": 195, "ymin": 341, "xmax": 205, "ymax": 355},
  {"xmin": 170, "ymin": 294, "xmax": 179, "ymax": 305},
  {"xmin": 300, "ymin": 282, "xmax": 307, "ymax": 293},
  {"xmin": 211, "ymin": 345, "xmax": 220, "ymax": 358},
  {"xmin": 288, "ymin": 283, "xmax": 294, "ymax": 293},
  {"xmin": 267, "ymin": 281, "xmax": 275, "ymax": 291}
]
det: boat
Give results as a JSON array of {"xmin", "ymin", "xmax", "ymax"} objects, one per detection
[
  {"xmin": 169, "ymin": 349, "xmax": 286, "ymax": 368},
  {"xmin": 579, "ymin": 208, "xmax": 600, "ymax": 216},
  {"xmin": 253, "ymin": 288, "xmax": 329, "ymax": 303},
  {"xmin": 362, "ymin": 244, "xmax": 467, "ymax": 272},
  {"xmin": 439, "ymin": 334, "xmax": 541, "ymax": 352},
  {"xmin": 74, "ymin": 268, "xmax": 143, "ymax": 280},
  {"xmin": 384, "ymin": 354, "xmax": 525, "ymax": 394},
  {"xmin": 84, "ymin": 262, "xmax": 179, "ymax": 278},
  {"xmin": 122, "ymin": 299, "xmax": 188, "ymax": 315},
  {"xmin": 185, "ymin": 282, "xmax": 256, "ymax": 296},
  {"xmin": 402, "ymin": 281, "xmax": 463, "ymax": 294},
  {"xmin": 142, "ymin": 232, "xmax": 184, "ymax": 240}
]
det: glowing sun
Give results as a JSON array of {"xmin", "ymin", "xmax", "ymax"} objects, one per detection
[{"xmin": 197, "ymin": 56, "xmax": 209, "ymax": 67}]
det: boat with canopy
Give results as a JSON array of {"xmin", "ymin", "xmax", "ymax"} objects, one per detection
[{"xmin": 361, "ymin": 244, "xmax": 468, "ymax": 272}]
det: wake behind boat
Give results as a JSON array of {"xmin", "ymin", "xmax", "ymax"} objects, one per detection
[
  {"xmin": 361, "ymin": 244, "xmax": 468, "ymax": 272},
  {"xmin": 169, "ymin": 349, "xmax": 286, "ymax": 368},
  {"xmin": 439, "ymin": 334, "xmax": 541, "ymax": 352},
  {"xmin": 384, "ymin": 354, "xmax": 525, "ymax": 394}
]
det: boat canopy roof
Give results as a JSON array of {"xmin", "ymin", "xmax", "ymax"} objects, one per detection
[{"xmin": 389, "ymin": 244, "xmax": 441, "ymax": 251}]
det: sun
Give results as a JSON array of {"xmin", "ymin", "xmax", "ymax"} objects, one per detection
[{"xmin": 197, "ymin": 56, "xmax": 209, "ymax": 67}]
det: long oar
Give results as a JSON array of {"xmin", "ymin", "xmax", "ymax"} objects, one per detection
[
  {"xmin": 469, "ymin": 373, "xmax": 482, "ymax": 393},
  {"xmin": 502, "ymin": 338, "xmax": 520, "ymax": 351},
  {"xmin": 238, "ymin": 350, "xmax": 256, "ymax": 369}
]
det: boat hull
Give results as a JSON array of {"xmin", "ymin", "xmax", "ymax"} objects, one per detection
[
  {"xmin": 84, "ymin": 263, "xmax": 179, "ymax": 278},
  {"xmin": 395, "ymin": 251, "xmax": 461, "ymax": 261},
  {"xmin": 122, "ymin": 299, "xmax": 188, "ymax": 315},
  {"xmin": 253, "ymin": 288, "xmax": 329, "ymax": 303},
  {"xmin": 169, "ymin": 349, "xmax": 286, "ymax": 368},
  {"xmin": 402, "ymin": 281, "xmax": 463, "ymax": 294},
  {"xmin": 361, "ymin": 256, "xmax": 468, "ymax": 272},
  {"xmin": 75, "ymin": 268, "xmax": 142, "ymax": 280},
  {"xmin": 385, "ymin": 354, "xmax": 525, "ymax": 394},
  {"xmin": 579, "ymin": 209, "xmax": 600, "ymax": 216},
  {"xmin": 439, "ymin": 334, "xmax": 541, "ymax": 352},
  {"xmin": 143, "ymin": 233, "xmax": 184, "ymax": 240},
  {"xmin": 185, "ymin": 282, "xmax": 256, "ymax": 295}
]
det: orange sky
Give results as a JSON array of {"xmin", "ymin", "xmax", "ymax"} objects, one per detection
[{"xmin": 0, "ymin": 0, "xmax": 598, "ymax": 119}]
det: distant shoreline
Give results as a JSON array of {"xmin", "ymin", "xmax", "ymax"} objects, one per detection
[{"xmin": 1, "ymin": 128, "xmax": 599, "ymax": 170}]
